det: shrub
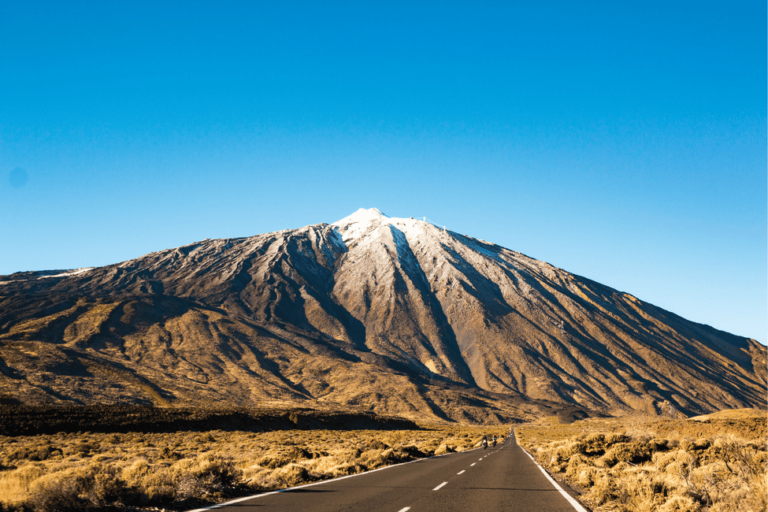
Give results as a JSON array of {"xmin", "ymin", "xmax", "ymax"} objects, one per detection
[
  {"xmin": 285, "ymin": 446, "xmax": 311, "ymax": 460},
  {"xmin": 121, "ymin": 459, "xmax": 151, "ymax": 486},
  {"xmin": 176, "ymin": 474, "xmax": 212, "ymax": 501},
  {"xmin": 85, "ymin": 466, "xmax": 128, "ymax": 507},
  {"xmin": 692, "ymin": 438, "xmax": 710, "ymax": 450},
  {"xmin": 271, "ymin": 464, "xmax": 311, "ymax": 488},
  {"xmin": 597, "ymin": 442, "xmax": 651, "ymax": 467},
  {"xmin": 564, "ymin": 454, "xmax": 591, "ymax": 479},
  {"xmin": 64, "ymin": 443, "xmax": 97, "ymax": 457},
  {"xmin": 28, "ymin": 465, "xmax": 133, "ymax": 511},
  {"xmin": 367, "ymin": 439, "xmax": 388, "ymax": 451},
  {"xmin": 605, "ymin": 433, "xmax": 631, "ymax": 445},
  {"xmin": 658, "ymin": 496, "xmax": 701, "ymax": 512},
  {"xmin": 395, "ymin": 445, "xmax": 427, "ymax": 458},
  {"xmin": 256, "ymin": 454, "xmax": 292, "ymax": 469},
  {"xmin": 29, "ymin": 476, "xmax": 86, "ymax": 512},
  {"xmin": 175, "ymin": 455, "xmax": 242, "ymax": 501}
]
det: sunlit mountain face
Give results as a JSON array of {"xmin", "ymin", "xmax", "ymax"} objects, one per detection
[{"xmin": 0, "ymin": 208, "xmax": 764, "ymax": 423}]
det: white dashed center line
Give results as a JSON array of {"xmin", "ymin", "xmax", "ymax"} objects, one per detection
[
  {"xmin": 397, "ymin": 508, "xmax": 411, "ymax": 512},
  {"xmin": 433, "ymin": 482, "xmax": 448, "ymax": 491},
  {"xmin": 470, "ymin": 463, "xmax": 476, "ymax": 466},
  {"xmin": 457, "ymin": 470, "xmax": 465, "ymax": 475}
]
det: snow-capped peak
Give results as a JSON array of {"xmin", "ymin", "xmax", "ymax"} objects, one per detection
[
  {"xmin": 332, "ymin": 208, "xmax": 438, "ymax": 244},
  {"xmin": 332, "ymin": 208, "xmax": 389, "ymax": 243},
  {"xmin": 333, "ymin": 208, "xmax": 388, "ymax": 227}
]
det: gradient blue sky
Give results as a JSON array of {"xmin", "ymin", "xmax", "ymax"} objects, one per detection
[{"xmin": 1, "ymin": 1, "xmax": 765, "ymax": 344}]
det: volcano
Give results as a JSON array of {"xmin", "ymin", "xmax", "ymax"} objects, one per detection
[{"xmin": 0, "ymin": 208, "xmax": 764, "ymax": 422}]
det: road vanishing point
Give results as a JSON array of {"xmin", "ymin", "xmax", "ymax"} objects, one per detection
[{"xmin": 190, "ymin": 431, "xmax": 587, "ymax": 512}]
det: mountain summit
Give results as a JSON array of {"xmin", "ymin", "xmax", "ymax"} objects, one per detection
[{"xmin": 0, "ymin": 209, "xmax": 764, "ymax": 422}]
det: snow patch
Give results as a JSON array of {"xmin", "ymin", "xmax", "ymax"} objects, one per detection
[
  {"xmin": 38, "ymin": 268, "xmax": 94, "ymax": 279},
  {"xmin": 332, "ymin": 208, "xmax": 442, "ymax": 245}
]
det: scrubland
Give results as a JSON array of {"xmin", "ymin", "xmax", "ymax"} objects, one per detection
[
  {"xmin": 0, "ymin": 424, "xmax": 507, "ymax": 511},
  {"xmin": 517, "ymin": 410, "xmax": 767, "ymax": 512}
]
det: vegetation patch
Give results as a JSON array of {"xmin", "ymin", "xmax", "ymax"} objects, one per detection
[
  {"xmin": 517, "ymin": 411, "xmax": 767, "ymax": 512},
  {"xmin": 0, "ymin": 421, "xmax": 507, "ymax": 511}
]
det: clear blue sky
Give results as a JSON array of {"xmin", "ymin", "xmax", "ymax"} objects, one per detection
[{"xmin": 1, "ymin": 1, "xmax": 765, "ymax": 344}]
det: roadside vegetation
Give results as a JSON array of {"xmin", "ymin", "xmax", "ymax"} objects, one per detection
[
  {"xmin": 0, "ymin": 423, "xmax": 508, "ymax": 511},
  {"xmin": 516, "ymin": 409, "xmax": 767, "ymax": 512}
]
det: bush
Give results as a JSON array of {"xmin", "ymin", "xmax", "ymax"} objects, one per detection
[
  {"xmin": 285, "ymin": 446, "xmax": 311, "ymax": 460},
  {"xmin": 658, "ymin": 496, "xmax": 700, "ymax": 512},
  {"xmin": 596, "ymin": 442, "xmax": 651, "ymax": 467},
  {"xmin": 28, "ymin": 465, "xmax": 133, "ymax": 511},
  {"xmin": 64, "ymin": 443, "xmax": 96, "ymax": 457},
  {"xmin": 271, "ymin": 464, "xmax": 311, "ymax": 487},
  {"xmin": 692, "ymin": 438, "xmax": 710, "ymax": 450},
  {"xmin": 176, "ymin": 474, "xmax": 213, "ymax": 501},
  {"xmin": 86, "ymin": 466, "xmax": 128, "ymax": 507},
  {"xmin": 605, "ymin": 433, "xmax": 631, "ymax": 445},
  {"xmin": 399, "ymin": 445, "xmax": 427, "ymax": 458},
  {"xmin": 29, "ymin": 476, "xmax": 86, "ymax": 512},
  {"xmin": 6, "ymin": 446, "xmax": 54, "ymax": 463},
  {"xmin": 367, "ymin": 439, "xmax": 389, "ymax": 451},
  {"xmin": 256, "ymin": 454, "xmax": 292, "ymax": 469},
  {"xmin": 175, "ymin": 456, "xmax": 242, "ymax": 501}
]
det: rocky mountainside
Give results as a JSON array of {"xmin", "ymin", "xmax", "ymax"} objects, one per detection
[{"xmin": 0, "ymin": 208, "xmax": 764, "ymax": 423}]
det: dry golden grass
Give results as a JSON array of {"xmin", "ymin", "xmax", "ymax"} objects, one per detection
[
  {"xmin": 0, "ymin": 424, "xmax": 507, "ymax": 511},
  {"xmin": 688, "ymin": 409, "xmax": 767, "ymax": 422},
  {"xmin": 517, "ymin": 411, "xmax": 767, "ymax": 512}
]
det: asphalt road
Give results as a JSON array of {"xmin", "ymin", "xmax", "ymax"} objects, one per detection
[{"xmin": 194, "ymin": 433, "xmax": 583, "ymax": 512}]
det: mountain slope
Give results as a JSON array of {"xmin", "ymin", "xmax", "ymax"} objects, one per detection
[{"xmin": 0, "ymin": 208, "xmax": 764, "ymax": 422}]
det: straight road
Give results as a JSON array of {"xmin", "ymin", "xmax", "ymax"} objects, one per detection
[{"xmin": 193, "ymin": 433, "xmax": 583, "ymax": 512}]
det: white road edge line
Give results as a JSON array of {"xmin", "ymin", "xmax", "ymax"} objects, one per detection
[
  {"xmin": 517, "ymin": 441, "xmax": 589, "ymax": 512},
  {"xmin": 186, "ymin": 446, "xmax": 488, "ymax": 512},
  {"xmin": 433, "ymin": 481, "xmax": 448, "ymax": 491},
  {"xmin": 457, "ymin": 470, "xmax": 465, "ymax": 475},
  {"xmin": 186, "ymin": 451, "xmax": 460, "ymax": 512}
]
